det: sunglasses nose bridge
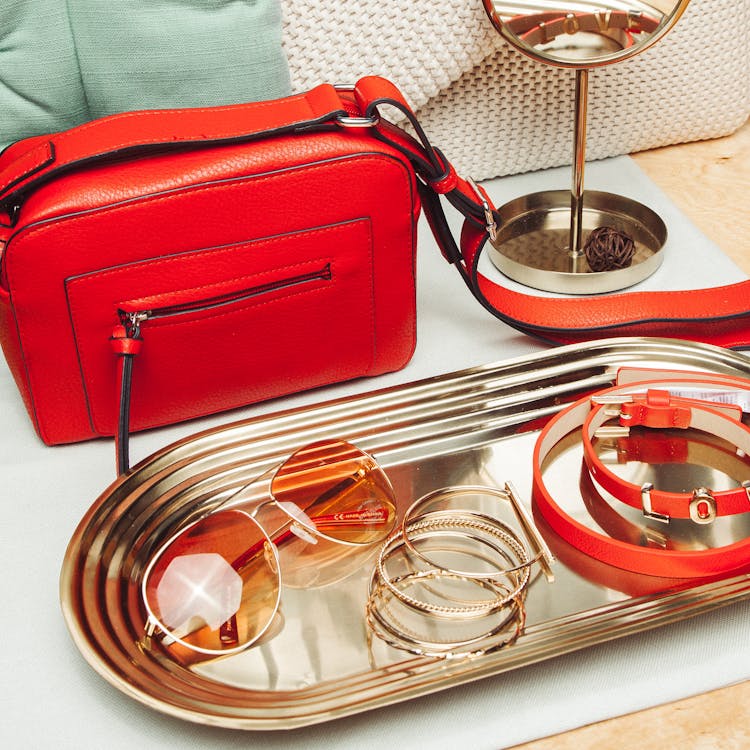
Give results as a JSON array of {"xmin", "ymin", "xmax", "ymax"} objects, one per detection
[{"xmin": 275, "ymin": 499, "xmax": 321, "ymax": 545}]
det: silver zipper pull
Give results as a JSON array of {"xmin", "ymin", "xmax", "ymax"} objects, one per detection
[{"xmin": 122, "ymin": 310, "xmax": 150, "ymax": 338}]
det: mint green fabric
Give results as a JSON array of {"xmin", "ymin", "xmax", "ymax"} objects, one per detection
[
  {"xmin": 0, "ymin": 0, "xmax": 291, "ymax": 150},
  {"xmin": 0, "ymin": 0, "xmax": 91, "ymax": 144}
]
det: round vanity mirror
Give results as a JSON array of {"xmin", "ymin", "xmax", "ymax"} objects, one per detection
[
  {"xmin": 480, "ymin": 1, "xmax": 691, "ymax": 294},
  {"xmin": 482, "ymin": 1, "xmax": 690, "ymax": 68}
]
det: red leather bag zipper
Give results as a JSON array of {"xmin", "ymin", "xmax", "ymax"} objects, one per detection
[{"xmin": 118, "ymin": 263, "xmax": 332, "ymax": 336}]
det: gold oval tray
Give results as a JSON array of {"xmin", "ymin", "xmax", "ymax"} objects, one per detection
[{"xmin": 60, "ymin": 338, "xmax": 750, "ymax": 729}]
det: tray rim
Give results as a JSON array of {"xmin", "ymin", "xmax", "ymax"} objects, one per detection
[{"xmin": 60, "ymin": 337, "xmax": 750, "ymax": 729}]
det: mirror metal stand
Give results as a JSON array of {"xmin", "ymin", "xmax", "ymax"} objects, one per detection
[
  {"xmin": 481, "ymin": 1, "xmax": 691, "ymax": 294},
  {"xmin": 570, "ymin": 68, "xmax": 587, "ymax": 261}
]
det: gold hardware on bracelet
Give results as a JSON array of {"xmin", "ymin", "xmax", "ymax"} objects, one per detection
[
  {"xmin": 689, "ymin": 488, "xmax": 717, "ymax": 525},
  {"xmin": 506, "ymin": 481, "xmax": 555, "ymax": 582},
  {"xmin": 365, "ymin": 484, "xmax": 553, "ymax": 656}
]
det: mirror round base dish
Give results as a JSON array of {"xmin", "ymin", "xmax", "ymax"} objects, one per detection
[{"xmin": 487, "ymin": 190, "xmax": 667, "ymax": 295}]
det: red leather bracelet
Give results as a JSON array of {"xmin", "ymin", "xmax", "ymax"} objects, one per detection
[
  {"xmin": 532, "ymin": 501, "xmax": 705, "ymax": 598},
  {"xmin": 533, "ymin": 373, "xmax": 750, "ymax": 578},
  {"xmin": 581, "ymin": 389, "xmax": 750, "ymax": 524},
  {"xmin": 581, "ymin": 428, "xmax": 750, "ymax": 540}
]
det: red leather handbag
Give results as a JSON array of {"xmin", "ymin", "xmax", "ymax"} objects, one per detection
[
  {"xmin": 0, "ymin": 80, "xmax": 424, "ymax": 469},
  {"xmin": 3, "ymin": 76, "xmax": 750, "ymax": 472}
]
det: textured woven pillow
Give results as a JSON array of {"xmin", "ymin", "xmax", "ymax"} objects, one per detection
[
  {"xmin": 0, "ymin": 0, "xmax": 291, "ymax": 151},
  {"xmin": 281, "ymin": 0, "xmax": 750, "ymax": 180}
]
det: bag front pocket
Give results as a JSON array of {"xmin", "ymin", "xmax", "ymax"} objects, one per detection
[{"xmin": 66, "ymin": 219, "xmax": 376, "ymax": 435}]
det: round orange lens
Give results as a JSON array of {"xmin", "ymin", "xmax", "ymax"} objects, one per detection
[
  {"xmin": 142, "ymin": 509, "xmax": 281, "ymax": 655},
  {"xmin": 270, "ymin": 440, "xmax": 397, "ymax": 545}
]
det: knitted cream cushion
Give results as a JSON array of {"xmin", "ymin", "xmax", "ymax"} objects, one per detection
[{"xmin": 281, "ymin": 0, "xmax": 749, "ymax": 180}]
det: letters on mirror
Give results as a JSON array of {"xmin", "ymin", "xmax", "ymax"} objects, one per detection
[{"xmin": 482, "ymin": 1, "xmax": 689, "ymax": 66}]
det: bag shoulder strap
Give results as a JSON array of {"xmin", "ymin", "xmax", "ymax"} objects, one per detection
[
  {"xmin": 7, "ymin": 73, "xmax": 748, "ymax": 352},
  {"xmin": 0, "ymin": 83, "xmax": 349, "ymax": 213},
  {"xmin": 349, "ymin": 78, "xmax": 750, "ymax": 351}
]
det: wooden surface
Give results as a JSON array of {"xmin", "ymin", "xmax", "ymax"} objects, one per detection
[
  {"xmin": 511, "ymin": 118, "xmax": 750, "ymax": 750},
  {"xmin": 633, "ymin": 119, "xmax": 750, "ymax": 269}
]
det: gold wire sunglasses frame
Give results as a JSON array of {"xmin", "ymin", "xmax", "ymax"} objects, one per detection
[{"xmin": 140, "ymin": 439, "xmax": 397, "ymax": 658}]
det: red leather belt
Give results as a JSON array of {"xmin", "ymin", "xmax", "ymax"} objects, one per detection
[
  {"xmin": 532, "ymin": 371, "xmax": 750, "ymax": 578},
  {"xmin": 579, "ymin": 434, "xmax": 750, "ymax": 552},
  {"xmin": 535, "ymin": 426, "xmax": 746, "ymax": 556}
]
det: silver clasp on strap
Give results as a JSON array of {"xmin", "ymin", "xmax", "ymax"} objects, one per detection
[
  {"xmin": 333, "ymin": 84, "xmax": 380, "ymax": 128},
  {"xmin": 640, "ymin": 482, "xmax": 670, "ymax": 524},
  {"xmin": 467, "ymin": 177, "xmax": 498, "ymax": 242},
  {"xmin": 335, "ymin": 113, "xmax": 380, "ymax": 128}
]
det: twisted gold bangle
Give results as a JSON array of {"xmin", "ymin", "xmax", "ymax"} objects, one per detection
[{"xmin": 374, "ymin": 511, "xmax": 530, "ymax": 617}]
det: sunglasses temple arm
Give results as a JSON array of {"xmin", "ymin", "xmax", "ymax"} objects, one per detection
[
  {"xmin": 218, "ymin": 613, "xmax": 241, "ymax": 648},
  {"xmin": 231, "ymin": 527, "xmax": 295, "ymax": 571}
]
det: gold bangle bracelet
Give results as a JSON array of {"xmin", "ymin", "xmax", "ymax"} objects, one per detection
[
  {"xmin": 375, "ymin": 512, "xmax": 531, "ymax": 617},
  {"xmin": 366, "ymin": 569, "xmax": 525, "ymax": 658}
]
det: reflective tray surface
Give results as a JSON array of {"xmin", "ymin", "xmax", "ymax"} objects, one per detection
[{"xmin": 60, "ymin": 338, "xmax": 750, "ymax": 729}]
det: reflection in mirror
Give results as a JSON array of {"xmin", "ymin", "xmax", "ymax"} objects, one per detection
[{"xmin": 483, "ymin": 1, "xmax": 687, "ymax": 67}]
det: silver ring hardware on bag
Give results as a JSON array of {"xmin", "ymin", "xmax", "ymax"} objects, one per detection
[{"xmin": 333, "ymin": 84, "xmax": 380, "ymax": 128}]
